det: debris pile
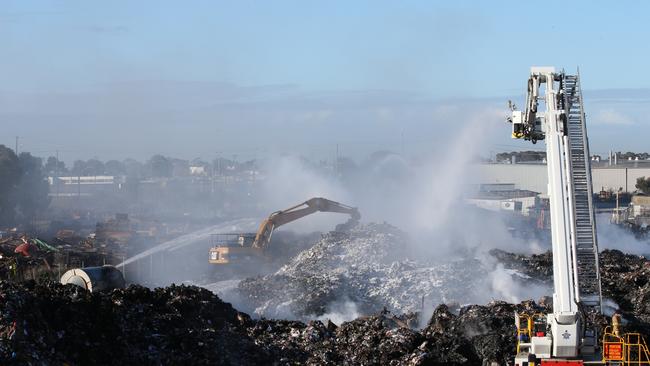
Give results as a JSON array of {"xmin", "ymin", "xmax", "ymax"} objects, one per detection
[
  {"xmin": 599, "ymin": 250, "xmax": 650, "ymax": 325},
  {"xmin": 0, "ymin": 236, "xmax": 59, "ymax": 281},
  {"xmin": 2, "ymin": 245, "xmax": 650, "ymax": 365},
  {"xmin": 244, "ymin": 300, "xmax": 545, "ymax": 365},
  {"xmin": 494, "ymin": 248, "xmax": 650, "ymax": 332},
  {"xmin": 0, "ymin": 281, "xmax": 270, "ymax": 365},
  {"xmin": 489, "ymin": 249, "xmax": 553, "ymax": 282},
  {"xmin": 238, "ymin": 223, "xmax": 489, "ymax": 319},
  {"xmin": 0, "ymin": 279, "xmax": 547, "ymax": 365},
  {"xmin": 0, "ymin": 234, "xmax": 118, "ymax": 282},
  {"xmin": 3, "ymin": 223, "xmax": 650, "ymax": 364}
]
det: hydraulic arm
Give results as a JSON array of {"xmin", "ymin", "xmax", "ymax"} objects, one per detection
[
  {"xmin": 209, "ymin": 197, "xmax": 360, "ymax": 264},
  {"xmin": 251, "ymin": 197, "xmax": 361, "ymax": 250}
]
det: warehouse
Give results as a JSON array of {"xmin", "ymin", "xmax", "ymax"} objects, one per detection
[{"xmin": 476, "ymin": 161, "xmax": 650, "ymax": 194}]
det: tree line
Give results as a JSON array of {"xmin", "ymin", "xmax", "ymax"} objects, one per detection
[
  {"xmin": 0, "ymin": 145, "xmax": 49, "ymax": 228},
  {"xmin": 44, "ymin": 155, "xmax": 255, "ymax": 178}
]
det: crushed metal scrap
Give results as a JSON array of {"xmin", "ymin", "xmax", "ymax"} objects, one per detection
[{"xmin": 238, "ymin": 223, "xmax": 491, "ymax": 319}]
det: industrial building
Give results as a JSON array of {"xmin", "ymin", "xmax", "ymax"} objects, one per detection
[{"xmin": 475, "ymin": 160, "xmax": 650, "ymax": 194}]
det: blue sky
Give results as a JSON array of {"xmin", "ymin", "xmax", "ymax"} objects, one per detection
[{"xmin": 2, "ymin": 1, "xmax": 649, "ymax": 162}]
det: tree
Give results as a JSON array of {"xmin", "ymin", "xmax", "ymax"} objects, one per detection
[
  {"xmin": 123, "ymin": 159, "xmax": 144, "ymax": 178},
  {"xmin": 122, "ymin": 159, "xmax": 142, "ymax": 201},
  {"xmin": 0, "ymin": 147, "xmax": 50, "ymax": 227},
  {"xmin": 637, "ymin": 176, "xmax": 650, "ymax": 195},
  {"xmin": 169, "ymin": 158, "xmax": 189, "ymax": 177},
  {"xmin": 71, "ymin": 160, "xmax": 87, "ymax": 176},
  {"xmin": 44, "ymin": 156, "xmax": 67, "ymax": 176},
  {"xmin": 84, "ymin": 159, "xmax": 105, "ymax": 176},
  {"xmin": 0, "ymin": 145, "xmax": 21, "ymax": 226},
  {"xmin": 147, "ymin": 155, "xmax": 173, "ymax": 177},
  {"xmin": 105, "ymin": 160, "xmax": 126, "ymax": 176},
  {"xmin": 15, "ymin": 152, "xmax": 50, "ymax": 223}
]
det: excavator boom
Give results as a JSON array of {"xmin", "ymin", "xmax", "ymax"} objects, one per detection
[
  {"xmin": 252, "ymin": 197, "xmax": 360, "ymax": 249},
  {"xmin": 209, "ymin": 197, "xmax": 360, "ymax": 264}
]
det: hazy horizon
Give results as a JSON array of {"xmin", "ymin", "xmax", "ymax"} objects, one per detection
[{"xmin": 3, "ymin": 1, "xmax": 650, "ymax": 163}]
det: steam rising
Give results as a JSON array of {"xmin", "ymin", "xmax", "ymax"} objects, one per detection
[
  {"xmin": 315, "ymin": 298, "xmax": 361, "ymax": 326},
  {"xmin": 119, "ymin": 103, "xmax": 650, "ymax": 323},
  {"xmin": 117, "ymin": 104, "xmax": 563, "ymax": 321},
  {"xmin": 597, "ymin": 213, "xmax": 650, "ymax": 255}
]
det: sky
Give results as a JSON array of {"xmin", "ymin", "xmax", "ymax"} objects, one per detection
[{"xmin": 1, "ymin": 0, "xmax": 649, "ymax": 163}]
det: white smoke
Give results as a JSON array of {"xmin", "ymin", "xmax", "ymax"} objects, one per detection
[
  {"xmin": 315, "ymin": 298, "xmax": 362, "ymax": 325},
  {"xmin": 596, "ymin": 213, "xmax": 650, "ymax": 255},
  {"xmin": 257, "ymin": 156, "xmax": 353, "ymax": 233},
  {"xmin": 488, "ymin": 264, "xmax": 549, "ymax": 303},
  {"xmin": 126, "ymin": 102, "xmax": 557, "ymax": 318},
  {"xmin": 243, "ymin": 106, "xmax": 555, "ymax": 320}
]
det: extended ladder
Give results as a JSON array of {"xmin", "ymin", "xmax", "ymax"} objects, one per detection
[{"xmin": 562, "ymin": 72, "xmax": 602, "ymax": 312}]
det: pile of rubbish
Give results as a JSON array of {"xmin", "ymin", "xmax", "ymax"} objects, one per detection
[
  {"xmin": 0, "ymin": 234, "xmax": 115, "ymax": 282},
  {"xmin": 242, "ymin": 300, "xmax": 543, "ymax": 365},
  {"xmin": 3, "ymin": 222, "xmax": 650, "ymax": 364},
  {"xmin": 488, "ymin": 249, "xmax": 553, "ymax": 282},
  {"xmin": 0, "ymin": 236, "xmax": 59, "ymax": 281},
  {"xmin": 599, "ymin": 250, "xmax": 650, "ymax": 325},
  {"xmin": 0, "ymin": 278, "xmax": 547, "ymax": 365},
  {"xmin": 494, "ymin": 248, "xmax": 650, "ymax": 332},
  {"xmin": 0, "ymin": 280, "xmax": 270, "ymax": 365},
  {"xmin": 238, "ymin": 223, "xmax": 490, "ymax": 320}
]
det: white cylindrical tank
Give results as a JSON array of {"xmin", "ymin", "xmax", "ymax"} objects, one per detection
[{"xmin": 60, "ymin": 265, "xmax": 125, "ymax": 292}]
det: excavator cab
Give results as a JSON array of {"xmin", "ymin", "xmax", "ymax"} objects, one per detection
[{"xmin": 208, "ymin": 233, "xmax": 258, "ymax": 264}]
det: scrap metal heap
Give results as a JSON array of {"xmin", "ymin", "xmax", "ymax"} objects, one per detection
[
  {"xmin": 495, "ymin": 248, "xmax": 650, "ymax": 330},
  {"xmin": 0, "ymin": 233, "xmax": 123, "ymax": 282},
  {"xmin": 238, "ymin": 223, "xmax": 491, "ymax": 319},
  {"xmin": 2, "ymin": 249, "xmax": 650, "ymax": 365}
]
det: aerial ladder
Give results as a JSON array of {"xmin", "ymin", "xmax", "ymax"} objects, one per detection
[
  {"xmin": 510, "ymin": 67, "xmax": 650, "ymax": 366},
  {"xmin": 509, "ymin": 66, "xmax": 604, "ymax": 365},
  {"xmin": 209, "ymin": 197, "xmax": 360, "ymax": 264}
]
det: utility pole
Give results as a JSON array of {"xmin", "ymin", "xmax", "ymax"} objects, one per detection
[
  {"xmin": 335, "ymin": 144, "xmax": 339, "ymax": 177},
  {"xmin": 15, "ymin": 136, "xmax": 18, "ymax": 155},
  {"xmin": 56, "ymin": 150, "xmax": 60, "ymax": 197}
]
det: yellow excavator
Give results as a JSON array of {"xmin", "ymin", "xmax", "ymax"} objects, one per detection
[{"xmin": 209, "ymin": 197, "xmax": 360, "ymax": 264}]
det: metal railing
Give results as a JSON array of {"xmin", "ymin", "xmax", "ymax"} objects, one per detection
[{"xmin": 602, "ymin": 326, "xmax": 650, "ymax": 365}]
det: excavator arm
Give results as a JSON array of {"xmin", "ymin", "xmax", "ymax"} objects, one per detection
[
  {"xmin": 252, "ymin": 197, "xmax": 360, "ymax": 249},
  {"xmin": 209, "ymin": 197, "xmax": 360, "ymax": 264}
]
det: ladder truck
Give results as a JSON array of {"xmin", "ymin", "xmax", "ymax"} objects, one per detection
[{"xmin": 508, "ymin": 66, "xmax": 603, "ymax": 365}]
